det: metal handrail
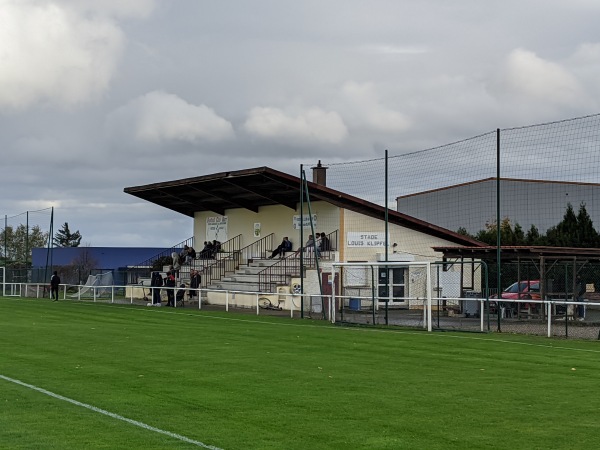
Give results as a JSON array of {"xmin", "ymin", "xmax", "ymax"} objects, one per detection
[
  {"xmin": 134, "ymin": 237, "xmax": 194, "ymax": 272},
  {"xmin": 199, "ymin": 233, "xmax": 274, "ymax": 289},
  {"xmin": 257, "ymin": 230, "xmax": 339, "ymax": 292}
]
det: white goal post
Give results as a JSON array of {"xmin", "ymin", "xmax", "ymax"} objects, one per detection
[{"xmin": 331, "ymin": 261, "xmax": 433, "ymax": 331}]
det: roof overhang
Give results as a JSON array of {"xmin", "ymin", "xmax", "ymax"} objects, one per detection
[{"xmin": 124, "ymin": 166, "xmax": 484, "ymax": 247}]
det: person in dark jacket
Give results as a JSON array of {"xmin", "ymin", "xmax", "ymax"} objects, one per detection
[
  {"xmin": 164, "ymin": 271, "xmax": 176, "ymax": 306},
  {"xmin": 50, "ymin": 271, "xmax": 61, "ymax": 301},
  {"xmin": 189, "ymin": 269, "xmax": 201, "ymax": 302},
  {"xmin": 269, "ymin": 237, "xmax": 293, "ymax": 259},
  {"xmin": 150, "ymin": 271, "xmax": 163, "ymax": 305}
]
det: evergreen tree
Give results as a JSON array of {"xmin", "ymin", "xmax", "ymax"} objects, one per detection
[
  {"xmin": 53, "ymin": 222, "xmax": 82, "ymax": 248},
  {"xmin": 513, "ymin": 223, "xmax": 525, "ymax": 245},
  {"xmin": 576, "ymin": 202, "xmax": 600, "ymax": 247},
  {"xmin": 546, "ymin": 203, "xmax": 580, "ymax": 247},
  {"xmin": 525, "ymin": 224, "xmax": 542, "ymax": 246},
  {"xmin": 467, "ymin": 203, "xmax": 600, "ymax": 248},
  {"xmin": 456, "ymin": 227, "xmax": 470, "ymax": 236}
]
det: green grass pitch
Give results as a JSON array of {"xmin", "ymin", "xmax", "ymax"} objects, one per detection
[{"xmin": 1, "ymin": 297, "xmax": 599, "ymax": 449}]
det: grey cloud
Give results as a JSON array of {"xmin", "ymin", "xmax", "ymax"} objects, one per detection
[
  {"xmin": 0, "ymin": 1, "xmax": 125, "ymax": 110},
  {"xmin": 105, "ymin": 91, "xmax": 235, "ymax": 149},
  {"xmin": 3, "ymin": 0, "xmax": 600, "ymax": 247}
]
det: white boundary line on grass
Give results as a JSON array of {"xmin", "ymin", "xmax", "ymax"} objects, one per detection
[{"xmin": 0, "ymin": 374, "xmax": 222, "ymax": 450}]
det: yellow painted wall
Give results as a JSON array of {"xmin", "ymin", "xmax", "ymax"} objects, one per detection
[
  {"xmin": 342, "ymin": 210, "xmax": 455, "ymax": 262},
  {"xmin": 192, "ymin": 202, "xmax": 467, "ymax": 265},
  {"xmin": 194, "ymin": 202, "xmax": 340, "ymax": 250}
]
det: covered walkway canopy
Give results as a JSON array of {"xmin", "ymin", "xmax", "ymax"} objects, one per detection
[{"xmin": 433, "ymin": 245, "xmax": 600, "ymax": 297}]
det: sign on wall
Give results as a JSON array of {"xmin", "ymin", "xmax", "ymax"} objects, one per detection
[
  {"xmin": 206, "ymin": 216, "xmax": 228, "ymax": 242},
  {"xmin": 346, "ymin": 232, "xmax": 388, "ymax": 248},
  {"xmin": 293, "ymin": 214, "xmax": 317, "ymax": 229},
  {"xmin": 254, "ymin": 222, "xmax": 261, "ymax": 238}
]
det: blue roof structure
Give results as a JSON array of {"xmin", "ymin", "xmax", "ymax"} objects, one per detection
[{"xmin": 32, "ymin": 247, "xmax": 178, "ymax": 269}]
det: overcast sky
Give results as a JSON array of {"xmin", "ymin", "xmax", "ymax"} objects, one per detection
[{"xmin": 2, "ymin": 0, "xmax": 600, "ymax": 247}]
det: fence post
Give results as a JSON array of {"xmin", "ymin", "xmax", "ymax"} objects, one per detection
[{"xmin": 547, "ymin": 300, "xmax": 552, "ymax": 337}]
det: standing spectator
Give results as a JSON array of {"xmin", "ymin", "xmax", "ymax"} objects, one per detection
[
  {"xmin": 171, "ymin": 252, "xmax": 180, "ymax": 277},
  {"xmin": 50, "ymin": 271, "xmax": 61, "ymax": 301},
  {"xmin": 212, "ymin": 240, "xmax": 222, "ymax": 256},
  {"xmin": 189, "ymin": 269, "xmax": 201, "ymax": 302},
  {"xmin": 269, "ymin": 237, "xmax": 293, "ymax": 259},
  {"xmin": 318, "ymin": 232, "xmax": 330, "ymax": 252},
  {"xmin": 164, "ymin": 271, "xmax": 176, "ymax": 307},
  {"xmin": 576, "ymin": 275, "xmax": 586, "ymax": 321},
  {"xmin": 150, "ymin": 271, "xmax": 163, "ymax": 306}
]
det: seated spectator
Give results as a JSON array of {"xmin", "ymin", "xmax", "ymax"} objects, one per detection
[
  {"xmin": 187, "ymin": 246, "xmax": 196, "ymax": 261},
  {"xmin": 294, "ymin": 235, "xmax": 319, "ymax": 257},
  {"xmin": 269, "ymin": 237, "xmax": 293, "ymax": 259},
  {"xmin": 180, "ymin": 246, "xmax": 187, "ymax": 261},
  {"xmin": 199, "ymin": 241, "xmax": 213, "ymax": 259}
]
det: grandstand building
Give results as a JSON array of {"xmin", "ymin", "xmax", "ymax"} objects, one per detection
[{"xmin": 125, "ymin": 165, "xmax": 484, "ymax": 308}]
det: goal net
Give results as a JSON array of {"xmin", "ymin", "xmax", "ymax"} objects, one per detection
[
  {"xmin": 331, "ymin": 261, "xmax": 488, "ymax": 332},
  {"xmin": 70, "ymin": 271, "xmax": 114, "ymax": 298},
  {"xmin": 331, "ymin": 261, "xmax": 434, "ymax": 330}
]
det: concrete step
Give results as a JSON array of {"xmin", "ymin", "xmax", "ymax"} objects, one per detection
[
  {"xmin": 208, "ymin": 281, "xmax": 261, "ymax": 292},
  {"xmin": 247, "ymin": 259, "xmax": 283, "ymax": 268},
  {"xmin": 222, "ymin": 274, "xmax": 260, "ymax": 283}
]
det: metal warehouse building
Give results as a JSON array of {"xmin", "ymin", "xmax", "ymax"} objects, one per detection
[{"xmin": 396, "ymin": 178, "xmax": 600, "ymax": 235}]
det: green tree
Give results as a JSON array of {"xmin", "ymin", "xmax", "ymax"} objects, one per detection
[
  {"xmin": 546, "ymin": 203, "xmax": 580, "ymax": 247},
  {"xmin": 473, "ymin": 218, "xmax": 527, "ymax": 246},
  {"xmin": 463, "ymin": 203, "xmax": 600, "ymax": 248},
  {"xmin": 0, "ymin": 224, "xmax": 48, "ymax": 265},
  {"xmin": 456, "ymin": 227, "xmax": 470, "ymax": 236},
  {"xmin": 54, "ymin": 222, "xmax": 82, "ymax": 248},
  {"xmin": 525, "ymin": 224, "xmax": 543, "ymax": 245},
  {"xmin": 558, "ymin": 202, "xmax": 578, "ymax": 244},
  {"xmin": 576, "ymin": 202, "xmax": 600, "ymax": 247}
]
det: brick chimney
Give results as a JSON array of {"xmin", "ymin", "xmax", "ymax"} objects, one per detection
[{"xmin": 311, "ymin": 160, "xmax": 328, "ymax": 187}]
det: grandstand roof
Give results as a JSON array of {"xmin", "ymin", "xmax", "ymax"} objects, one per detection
[{"xmin": 124, "ymin": 166, "xmax": 482, "ymax": 247}]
